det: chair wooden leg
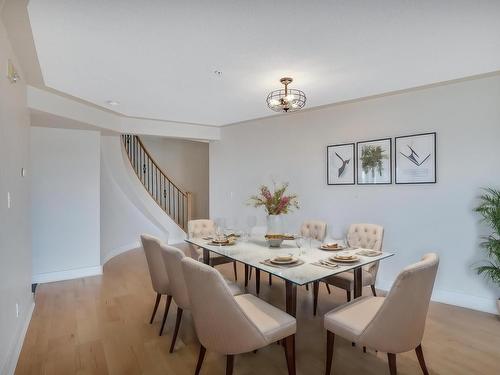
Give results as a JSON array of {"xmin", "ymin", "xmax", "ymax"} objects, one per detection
[
  {"xmin": 149, "ymin": 293, "xmax": 161, "ymax": 324},
  {"xmin": 305, "ymin": 283, "xmax": 309, "ymax": 291},
  {"xmin": 325, "ymin": 331, "xmax": 334, "ymax": 375},
  {"xmin": 226, "ymin": 355, "xmax": 234, "ymax": 375},
  {"xmin": 313, "ymin": 281, "xmax": 319, "ymax": 316},
  {"xmin": 159, "ymin": 295, "xmax": 172, "ymax": 336},
  {"xmin": 169, "ymin": 308, "xmax": 183, "ymax": 353},
  {"xmin": 194, "ymin": 345, "xmax": 206, "ymax": 375},
  {"xmin": 388, "ymin": 353, "xmax": 397, "ymax": 375},
  {"xmin": 346, "ymin": 290, "xmax": 351, "ymax": 302},
  {"xmin": 363, "ymin": 346, "xmax": 366, "ymax": 353},
  {"xmin": 233, "ymin": 261, "xmax": 238, "ymax": 281},
  {"xmin": 249, "ymin": 267, "xmax": 252, "ymax": 280},
  {"xmin": 415, "ymin": 344, "xmax": 429, "ymax": 375},
  {"xmin": 371, "ymin": 284, "xmax": 377, "ymax": 296},
  {"xmin": 268, "ymin": 273, "xmax": 272, "ymax": 286},
  {"xmin": 283, "ymin": 335, "xmax": 296, "ymax": 375},
  {"xmin": 325, "ymin": 283, "xmax": 331, "ymax": 294}
]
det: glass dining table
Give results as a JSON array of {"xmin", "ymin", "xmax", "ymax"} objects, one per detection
[{"xmin": 185, "ymin": 236, "xmax": 394, "ymax": 317}]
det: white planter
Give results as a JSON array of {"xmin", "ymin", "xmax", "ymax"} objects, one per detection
[
  {"xmin": 497, "ymin": 299, "xmax": 500, "ymax": 315},
  {"xmin": 267, "ymin": 214, "xmax": 284, "ymax": 234}
]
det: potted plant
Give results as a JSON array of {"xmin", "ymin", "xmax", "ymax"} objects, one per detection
[
  {"xmin": 474, "ymin": 188, "xmax": 500, "ymax": 314},
  {"xmin": 248, "ymin": 182, "xmax": 299, "ymax": 235}
]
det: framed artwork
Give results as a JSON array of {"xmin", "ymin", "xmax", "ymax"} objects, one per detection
[
  {"xmin": 327, "ymin": 143, "xmax": 355, "ymax": 185},
  {"xmin": 356, "ymin": 138, "xmax": 392, "ymax": 184},
  {"xmin": 395, "ymin": 132, "xmax": 436, "ymax": 184}
]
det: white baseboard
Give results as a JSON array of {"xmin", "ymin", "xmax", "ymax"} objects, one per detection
[
  {"xmin": 376, "ymin": 281, "xmax": 498, "ymax": 315},
  {"xmin": 2, "ymin": 300, "xmax": 35, "ymax": 375},
  {"xmin": 101, "ymin": 241, "xmax": 141, "ymax": 264},
  {"xmin": 32, "ymin": 265, "xmax": 103, "ymax": 284},
  {"xmin": 430, "ymin": 288, "xmax": 498, "ymax": 314}
]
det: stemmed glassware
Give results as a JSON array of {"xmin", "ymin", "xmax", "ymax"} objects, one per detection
[{"xmin": 296, "ymin": 236, "xmax": 305, "ymax": 256}]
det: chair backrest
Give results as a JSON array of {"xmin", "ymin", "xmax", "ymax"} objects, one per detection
[
  {"xmin": 360, "ymin": 253, "xmax": 439, "ymax": 353},
  {"xmin": 160, "ymin": 245, "xmax": 190, "ymax": 310},
  {"xmin": 347, "ymin": 224, "xmax": 384, "ymax": 250},
  {"xmin": 181, "ymin": 257, "xmax": 266, "ymax": 354},
  {"xmin": 188, "ymin": 219, "xmax": 215, "ymax": 239},
  {"xmin": 347, "ymin": 224, "xmax": 384, "ymax": 274},
  {"xmin": 140, "ymin": 234, "xmax": 169, "ymax": 294},
  {"xmin": 300, "ymin": 220, "xmax": 327, "ymax": 242}
]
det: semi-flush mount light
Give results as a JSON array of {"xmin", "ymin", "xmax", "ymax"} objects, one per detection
[
  {"xmin": 106, "ymin": 100, "xmax": 120, "ymax": 106},
  {"xmin": 266, "ymin": 77, "xmax": 306, "ymax": 113}
]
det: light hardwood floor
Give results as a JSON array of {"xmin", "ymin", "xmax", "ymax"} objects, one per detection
[{"xmin": 16, "ymin": 249, "xmax": 500, "ymax": 375}]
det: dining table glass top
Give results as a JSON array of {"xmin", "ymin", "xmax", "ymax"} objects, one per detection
[{"xmin": 185, "ymin": 236, "xmax": 394, "ymax": 286}]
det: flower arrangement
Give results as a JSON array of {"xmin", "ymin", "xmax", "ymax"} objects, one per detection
[{"xmin": 249, "ymin": 182, "xmax": 299, "ymax": 215}]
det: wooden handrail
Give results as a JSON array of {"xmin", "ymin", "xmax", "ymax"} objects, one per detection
[{"xmin": 121, "ymin": 134, "xmax": 192, "ymax": 231}]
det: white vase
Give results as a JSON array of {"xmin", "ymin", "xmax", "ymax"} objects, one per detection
[{"xmin": 267, "ymin": 214, "xmax": 284, "ymax": 234}]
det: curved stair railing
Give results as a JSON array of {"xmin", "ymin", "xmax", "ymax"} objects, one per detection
[{"xmin": 121, "ymin": 134, "xmax": 191, "ymax": 231}]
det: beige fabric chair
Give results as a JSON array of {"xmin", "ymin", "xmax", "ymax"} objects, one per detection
[
  {"xmin": 255, "ymin": 220, "xmax": 328, "ymax": 291},
  {"xmin": 160, "ymin": 244, "xmax": 242, "ymax": 353},
  {"xmin": 181, "ymin": 257, "xmax": 297, "ymax": 375},
  {"xmin": 300, "ymin": 220, "xmax": 328, "ymax": 241},
  {"xmin": 140, "ymin": 234, "xmax": 172, "ymax": 336},
  {"xmin": 314, "ymin": 224, "xmax": 384, "ymax": 315},
  {"xmin": 187, "ymin": 219, "xmax": 238, "ymax": 280},
  {"xmin": 324, "ymin": 253, "xmax": 439, "ymax": 375},
  {"xmin": 300, "ymin": 220, "xmax": 328, "ymax": 293}
]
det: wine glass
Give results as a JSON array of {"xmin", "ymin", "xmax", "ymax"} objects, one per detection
[{"xmin": 296, "ymin": 237, "xmax": 305, "ymax": 256}]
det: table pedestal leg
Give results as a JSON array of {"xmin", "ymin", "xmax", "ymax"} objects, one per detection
[
  {"xmin": 255, "ymin": 269, "xmax": 261, "ymax": 295},
  {"xmin": 354, "ymin": 267, "xmax": 363, "ymax": 298},
  {"xmin": 244, "ymin": 265, "xmax": 249, "ymax": 287},
  {"xmin": 202, "ymin": 249, "xmax": 210, "ymax": 265},
  {"xmin": 285, "ymin": 281, "xmax": 297, "ymax": 317}
]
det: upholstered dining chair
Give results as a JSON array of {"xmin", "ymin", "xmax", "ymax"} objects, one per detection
[
  {"xmin": 160, "ymin": 244, "xmax": 242, "ymax": 353},
  {"xmin": 256, "ymin": 220, "xmax": 329, "ymax": 290},
  {"xmin": 181, "ymin": 257, "xmax": 297, "ymax": 375},
  {"xmin": 313, "ymin": 224, "xmax": 384, "ymax": 315},
  {"xmin": 300, "ymin": 220, "xmax": 328, "ymax": 242},
  {"xmin": 187, "ymin": 219, "xmax": 238, "ymax": 280},
  {"xmin": 324, "ymin": 253, "xmax": 439, "ymax": 375},
  {"xmin": 140, "ymin": 234, "xmax": 172, "ymax": 336},
  {"xmin": 300, "ymin": 220, "xmax": 328, "ymax": 293}
]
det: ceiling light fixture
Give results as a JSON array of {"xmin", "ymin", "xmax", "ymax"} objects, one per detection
[
  {"xmin": 106, "ymin": 100, "xmax": 120, "ymax": 106},
  {"xmin": 266, "ymin": 77, "xmax": 306, "ymax": 113}
]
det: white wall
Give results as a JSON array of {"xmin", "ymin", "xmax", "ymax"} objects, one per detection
[
  {"xmin": 140, "ymin": 136, "xmax": 209, "ymax": 219},
  {"xmin": 210, "ymin": 74, "xmax": 500, "ymax": 314},
  {"xmin": 0, "ymin": 16, "xmax": 33, "ymax": 375},
  {"xmin": 100, "ymin": 135, "xmax": 186, "ymax": 263},
  {"xmin": 100, "ymin": 136, "xmax": 166, "ymax": 263},
  {"xmin": 31, "ymin": 127, "xmax": 101, "ymax": 282}
]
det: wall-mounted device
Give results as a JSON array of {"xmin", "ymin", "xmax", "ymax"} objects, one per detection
[{"xmin": 7, "ymin": 59, "xmax": 20, "ymax": 83}]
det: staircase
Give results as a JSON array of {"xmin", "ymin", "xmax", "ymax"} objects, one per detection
[{"xmin": 121, "ymin": 134, "xmax": 191, "ymax": 231}]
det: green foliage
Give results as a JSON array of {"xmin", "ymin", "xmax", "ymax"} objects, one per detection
[
  {"xmin": 474, "ymin": 188, "xmax": 500, "ymax": 286},
  {"xmin": 360, "ymin": 145, "xmax": 388, "ymax": 177}
]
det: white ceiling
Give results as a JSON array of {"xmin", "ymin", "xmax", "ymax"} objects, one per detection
[{"xmin": 28, "ymin": 0, "xmax": 500, "ymax": 126}]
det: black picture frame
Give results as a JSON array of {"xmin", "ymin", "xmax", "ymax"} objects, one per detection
[
  {"xmin": 356, "ymin": 138, "xmax": 392, "ymax": 185},
  {"xmin": 327, "ymin": 143, "xmax": 355, "ymax": 185},
  {"xmin": 395, "ymin": 132, "xmax": 437, "ymax": 184}
]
